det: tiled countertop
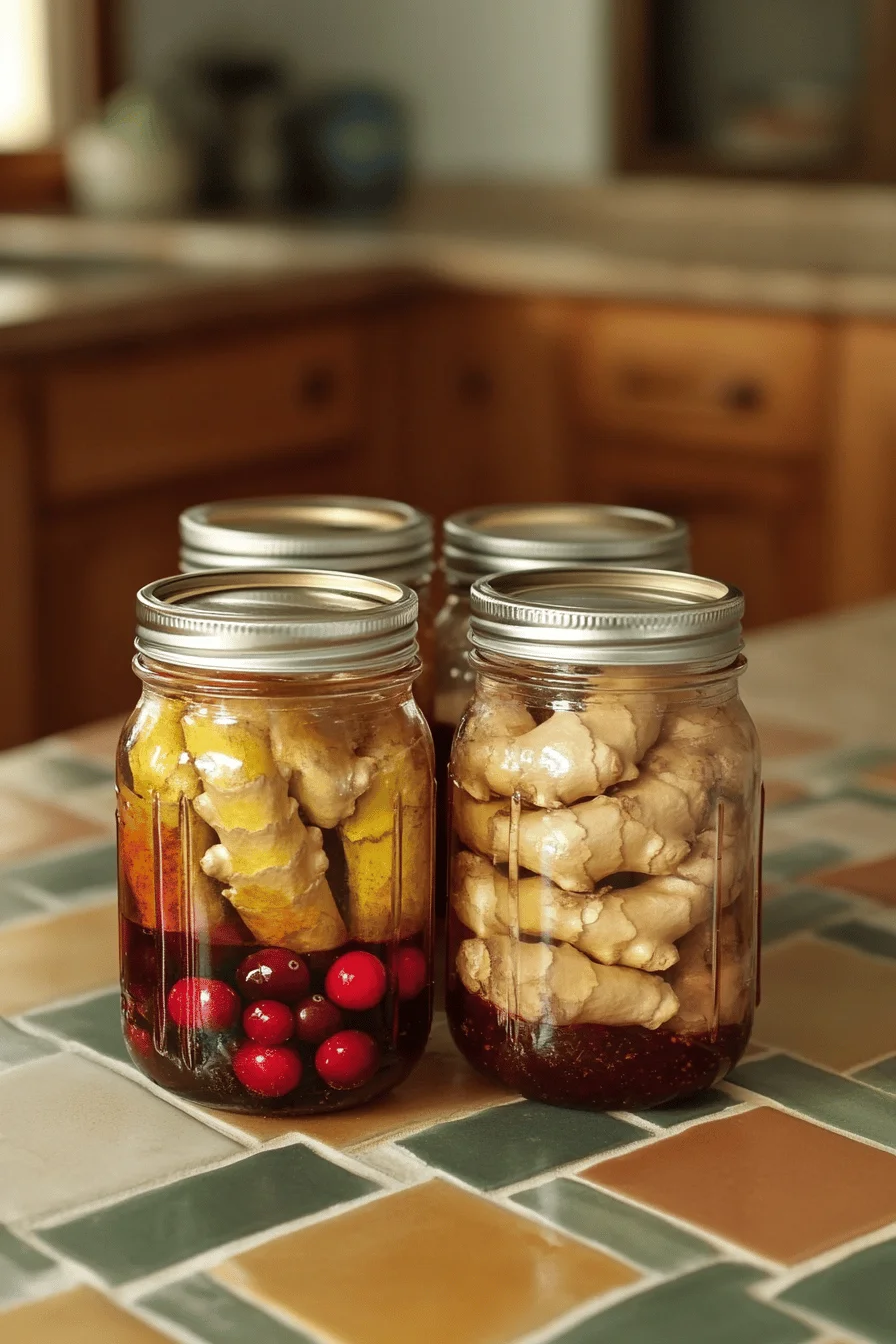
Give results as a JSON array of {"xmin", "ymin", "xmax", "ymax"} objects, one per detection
[
  {"xmin": 9, "ymin": 177, "xmax": 896, "ymax": 356},
  {"xmin": 1, "ymin": 604, "xmax": 896, "ymax": 1343}
]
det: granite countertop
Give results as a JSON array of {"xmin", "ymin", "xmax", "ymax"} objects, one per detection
[
  {"xmin": 1, "ymin": 602, "xmax": 896, "ymax": 1342},
  {"xmin": 6, "ymin": 178, "xmax": 896, "ymax": 355}
]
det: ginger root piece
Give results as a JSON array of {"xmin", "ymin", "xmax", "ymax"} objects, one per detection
[
  {"xmin": 457, "ymin": 933, "xmax": 678, "ymax": 1029},
  {"xmin": 450, "ymin": 692, "xmax": 537, "ymax": 801},
  {"xmin": 340, "ymin": 710, "xmax": 434, "ymax": 942},
  {"xmin": 665, "ymin": 909, "xmax": 753, "ymax": 1034},
  {"xmin": 453, "ymin": 694, "xmax": 661, "ymax": 809},
  {"xmin": 269, "ymin": 710, "xmax": 376, "ymax": 830},
  {"xmin": 119, "ymin": 696, "xmax": 234, "ymax": 936},
  {"xmin": 451, "ymin": 852, "xmax": 705, "ymax": 973},
  {"xmin": 182, "ymin": 710, "xmax": 346, "ymax": 953},
  {"xmin": 453, "ymin": 785, "xmax": 692, "ymax": 893}
]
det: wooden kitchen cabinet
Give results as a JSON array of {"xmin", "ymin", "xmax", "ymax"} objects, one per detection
[
  {"xmin": 569, "ymin": 303, "xmax": 832, "ymax": 626},
  {"xmin": 402, "ymin": 294, "xmax": 573, "ymax": 520}
]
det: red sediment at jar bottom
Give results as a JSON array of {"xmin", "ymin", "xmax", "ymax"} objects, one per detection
[
  {"xmin": 120, "ymin": 916, "xmax": 432, "ymax": 1115},
  {"xmin": 447, "ymin": 982, "xmax": 752, "ymax": 1111}
]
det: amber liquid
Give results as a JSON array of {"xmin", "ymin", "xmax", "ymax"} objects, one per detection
[
  {"xmin": 432, "ymin": 719, "xmax": 457, "ymax": 919},
  {"xmin": 446, "ymin": 909, "xmax": 751, "ymax": 1111},
  {"xmin": 120, "ymin": 914, "xmax": 432, "ymax": 1115}
]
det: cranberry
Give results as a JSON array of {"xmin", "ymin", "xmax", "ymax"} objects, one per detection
[
  {"xmin": 167, "ymin": 977, "xmax": 240, "ymax": 1031},
  {"xmin": 243, "ymin": 1000, "xmax": 294, "ymax": 1046},
  {"xmin": 394, "ymin": 945, "xmax": 428, "ymax": 1000},
  {"xmin": 294, "ymin": 994, "xmax": 343, "ymax": 1044},
  {"xmin": 325, "ymin": 951, "xmax": 387, "ymax": 1011},
  {"xmin": 125, "ymin": 1021, "xmax": 154, "ymax": 1058},
  {"xmin": 315, "ymin": 1030, "xmax": 379, "ymax": 1089},
  {"xmin": 233, "ymin": 1043, "xmax": 302, "ymax": 1097},
  {"xmin": 236, "ymin": 949, "xmax": 310, "ymax": 1003}
]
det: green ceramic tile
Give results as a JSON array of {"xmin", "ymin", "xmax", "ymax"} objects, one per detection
[
  {"xmin": 4, "ymin": 844, "xmax": 116, "ymax": 899},
  {"xmin": 0, "ymin": 1226, "xmax": 60, "ymax": 1306},
  {"xmin": 763, "ymin": 842, "xmax": 851, "ymax": 885},
  {"xmin": 41, "ymin": 1144, "xmax": 377, "ymax": 1285},
  {"xmin": 511, "ymin": 1178, "xmax": 716, "ymax": 1273},
  {"xmin": 0, "ymin": 879, "xmax": 43, "ymax": 926},
  {"xmin": 0, "ymin": 1019, "xmax": 58, "ymax": 1071},
  {"xmin": 19, "ymin": 757, "xmax": 115, "ymax": 794},
  {"xmin": 141, "ymin": 1273, "xmax": 316, "ymax": 1343},
  {"xmin": 819, "ymin": 919, "xmax": 896, "ymax": 961},
  {"xmin": 853, "ymin": 1055, "xmax": 896, "ymax": 1097},
  {"xmin": 553, "ymin": 1264, "xmax": 813, "ymax": 1344},
  {"xmin": 729, "ymin": 1055, "xmax": 896, "ymax": 1151},
  {"xmin": 630, "ymin": 1089, "xmax": 739, "ymax": 1128},
  {"xmin": 399, "ymin": 1100, "xmax": 645, "ymax": 1191},
  {"xmin": 761, "ymin": 888, "xmax": 854, "ymax": 944},
  {"xmin": 780, "ymin": 1236, "xmax": 896, "ymax": 1343},
  {"xmin": 28, "ymin": 991, "xmax": 129, "ymax": 1066}
]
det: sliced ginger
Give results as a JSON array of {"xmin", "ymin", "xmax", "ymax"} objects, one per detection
[
  {"xmin": 182, "ymin": 708, "xmax": 347, "ymax": 953},
  {"xmin": 456, "ymin": 933, "xmax": 679, "ymax": 1029},
  {"xmin": 340, "ymin": 709, "xmax": 434, "ymax": 942},
  {"xmin": 269, "ymin": 709, "xmax": 376, "ymax": 830}
]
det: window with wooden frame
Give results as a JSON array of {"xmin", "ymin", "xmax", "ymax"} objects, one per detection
[{"xmin": 0, "ymin": 0, "xmax": 120, "ymax": 209}]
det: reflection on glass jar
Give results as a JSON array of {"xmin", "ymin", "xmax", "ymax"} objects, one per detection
[
  {"xmin": 446, "ymin": 567, "xmax": 761, "ymax": 1111},
  {"xmin": 178, "ymin": 495, "xmax": 435, "ymax": 718},
  {"xmin": 118, "ymin": 570, "xmax": 434, "ymax": 1115}
]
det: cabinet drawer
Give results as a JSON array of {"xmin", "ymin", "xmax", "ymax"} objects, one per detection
[
  {"xmin": 573, "ymin": 306, "xmax": 826, "ymax": 453},
  {"xmin": 45, "ymin": 323, "xmax": 361, "ymax": 500}
]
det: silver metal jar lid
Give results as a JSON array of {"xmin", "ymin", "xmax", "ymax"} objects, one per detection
[
  {"xmin": 179, "ymin": 496, "xmax": 434, "ymax": 586},
  {"xmin": 469, "ymin": 568, "xmax": 744, "ymax": 670},
  {"xmin": 136, "ymin": 570, "xmax": 418, "ymax": 675},
  {"xmin": 443, "ymin": 504, "xmax": 690, "ymax": 586}
]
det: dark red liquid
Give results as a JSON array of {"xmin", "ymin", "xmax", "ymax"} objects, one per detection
[
  {"xmin": 446, "ymin": 914, "xmax": 751, "ymax": 1110},
  {"xmin": 120, "ymin": 915, "xmax": 432, "ymax": 1115}
]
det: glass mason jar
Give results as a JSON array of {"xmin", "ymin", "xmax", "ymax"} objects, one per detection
[
  {"xmin": 117, "ymin": 570, "xmax": 435, "ymax": 1115},
  {"xmin": 179, "ymin": 497, "xmax": 435, "ymax": 717},
  {"xmin": 446, "ymin": 568, "xmax": 761, "ymax": 1111}
]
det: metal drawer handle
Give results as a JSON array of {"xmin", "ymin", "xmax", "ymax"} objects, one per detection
[{"xmin": 298, "ymin": 366, "xmax": 337, "ymax": 408}]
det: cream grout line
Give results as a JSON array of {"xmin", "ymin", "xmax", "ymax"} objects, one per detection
[
  {"xmin": 751, "ymin": 1219, "xmax": 896, "ymax": 1300},
  {"xmin": 846, "ymin": 1046, "xmax": 896, "ymax": 1074},
  {"xmin": 761, "ymin": 1295, "xmax": 879, "ymax": 1344},
  {"xmin": 161, "ymin": 1266, "xmax": 334, "ymax": 1343},
  {"xmin": 721, "ymin": 1075, "xmax": 896, "ymax": 1157},
  {"xmin": 513, "ymin": 1272, "xmax": 667, "ymax": 1344},
  {"xmin": 492, "ymin": 1188, "xmax": 650, "ymax": 1275}
]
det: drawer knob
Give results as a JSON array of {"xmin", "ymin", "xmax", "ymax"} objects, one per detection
[
  {"xmin": 298, "ymin": 367, "xmax": 337, "ymax": 408},
  {"xmin": 722, "ymin": 380, "xmax": 764, "ymax": 412}
]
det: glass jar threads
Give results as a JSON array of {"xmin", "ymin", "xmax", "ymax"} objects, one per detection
[
  {"xmin": 179, "ymin": 496, "xmax": 435, "ymax": 714},
  {"xmin": 446, "ymin": 567, "xmax": 760, "ymax": 1110},
  {"xmin": 118, "ymin": 570, "xmax": 434, "ymax": 1115}
]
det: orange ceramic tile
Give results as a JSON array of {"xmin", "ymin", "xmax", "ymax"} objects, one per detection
[
  {"xmin": 755, "ymin": 722, "xmax": 835, "ymax": 759},
  {"xmin": 0, "ymin": 902, "xmax": 118, "ymax": 1015},
  {"xmin": 62, "ymin": 717, "xmax": 125, "ymax": 765},
  {"xmin": 752, "ymin": 937, "xmax": 896, "ymax": 1069},
  {"xmin": 215, "ymin": 1178, "xmax": 639, "ymax": 1344},
  {"xmin": 812, "ymin": 853, "xmax": 896, "ymax": 907},
  {"xmin": 859, "ymin": 761, "xmax": 896, "ymax": 794},
  {"xmin": 0, "ymin": 788, "xmax": 107, "ymax": 863},
  {"xmin": 762, "ymin": 780, "xmax": 810, "ymax": 809},
  {"xmin": 223, "ymin": 1015, "xmax": 512, "ymax": 1149},
  {"xmin": 0, "ymin": 1287, "xmax": 169, "ymax": 1343},
  {"xmin": 585, "ymin": 1107, "xmax": 896, "ymax": 1266}
]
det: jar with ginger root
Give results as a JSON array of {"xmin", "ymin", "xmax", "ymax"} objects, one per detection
[
  {"xmin": 179, "ymin": 497, "xmax": 435, "ymax": 717},
  {"xmin": 446, "ymin": 567, "xmax": 761, "ymax": 1111},
  {"xmin": 118, "ymin": 570, "xmax": 434, "ymax": 1114}
]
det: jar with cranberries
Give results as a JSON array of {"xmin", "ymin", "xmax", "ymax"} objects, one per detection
[
  {"xmin": 117, "ymin": 570, "xmax": 434, "ymax": 1114},
  {"xmin": 447, "ymin": 568, "xmax": 761, "ymax": 1111}
]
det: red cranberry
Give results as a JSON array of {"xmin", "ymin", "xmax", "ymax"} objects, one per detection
[
  {"xmin": 233, "ymin": 1043, "xmax": 302, "ymax": 1097},
  {"xmin": 236, "ymin": 949, "xmax": 310, "ymax": 1003},
  {"xmin": 325, "ymin": 951, "xmax": 387, "ymax": 1011},
  {"xmin": 243, "ymin": 1000, "xmax": 294, "ymax": 1046},
  {"xmin": 167, "ymin": 977, "xmax": 240, "ymax": 1031},
  {"xmin": 394, "ymin": 946, "xmax": 428, "ymax": 1000},
  {"xmin": 315, "ymin": 1030, "xmax": 379, "ymax": 1089},
  {"xmin": 294, "ymin": 994, "xmax": 343, "ymax": 1044},
  {"xmin": 125, "ymin": 1021, "xmax": 154, "ymax": 1058}
]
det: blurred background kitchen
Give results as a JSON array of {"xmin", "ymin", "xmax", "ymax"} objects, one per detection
[{"xmin": 2, "ymin": 0, "xmax": 896, "ymax": 748}]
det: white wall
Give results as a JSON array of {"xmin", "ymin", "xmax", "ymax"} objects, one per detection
[{"xmin": 126, "ymin": 0, "xmax": 611, "ymax": 178}]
